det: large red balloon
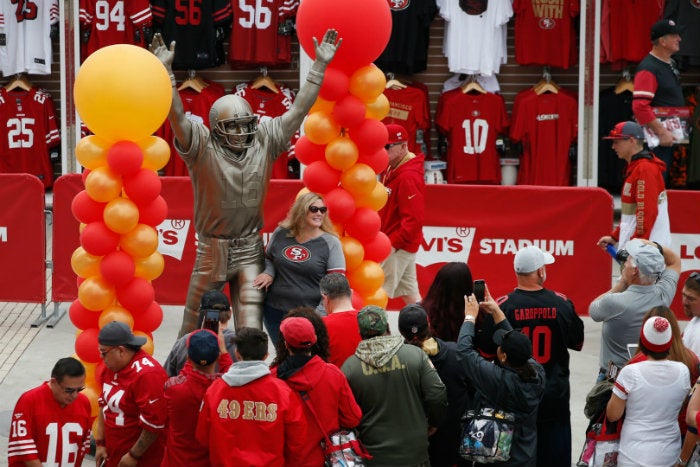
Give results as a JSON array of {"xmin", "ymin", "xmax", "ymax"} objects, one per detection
[
  {"xmin": 324, "ymin": 187, "xmax": 356, "ymax": 223},
  {"xmin": 349, "ymin": 119, "xmax": 389, "ymax": 154},
  {"xmin": 80, "ymin": 221, "xmax": 121, "ymax": 256},
  {"xmin": 296, "ymin": 0, "xmax": 391, "ymax": 73},
  {"xmin": 117, "ymin": 277, "xmax": 155, "ymax": 314},
  {"xmin": 75, "ymin": 328, "xmax": 101, "ymax": 363},
  {"xmin": 100, "ymin": 251, "xmax": 136, "ymax": 287},
  {"xmin": 363, "ymin": 231, "xmax": 392, "ymax": 263},
  {"xmin": 295, "ymin": 136, "xmax": 326, "ymax": 166},
  {"xmin": 138, "ymin": 196, "xmax": 168, "ymax": 227},
  {"xmin": 72, "ymin": 190, "xmax": 106, "ymax": 224},
  {"xmin": 123, "ymin": 169, "xmax": 161, "ymax": 206},
  {"xmin": 345, "ymin": 208, "xmax": 381, "ymax": 243},
  {"xmin": 69, "ymin": 299, "xmax": 100, "ymax": 330},
  {"xmin": 133, "ymin": 301, "xmax": 164, "ymax": 334},
  {"xmin": 302, "ymin": 161, "xmax": 341, "ymax": 194},
  {"xmin": 319, "ymin": 66, "xmax": 350, "ymax": 102},
  {"xmin": 107, "ymin": 140, "xmax": 143, "ymax": 176}
]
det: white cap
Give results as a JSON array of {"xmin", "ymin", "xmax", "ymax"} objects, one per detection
[{"xmin": 514, "ymin": 246, "xmax": 555, "ymax": 274}]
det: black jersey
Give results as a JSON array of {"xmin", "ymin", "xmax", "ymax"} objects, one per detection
[{"xmin": 151, "ymin": 0, "xmax": 233, "ymax": 70}]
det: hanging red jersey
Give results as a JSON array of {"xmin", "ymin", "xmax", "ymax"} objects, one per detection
[
  {"xmin": 435, "ymin": 89, "xmax": 509, "ymax": 184},
  {"xmin": 78, "ymin": 0, "xmax": 152, "ymax": 61},
  {"xmin": 382, "ymin": 84, "xmax": 432, "ymax": 158},
  {"xmin": 601, "ymin": 0, "xmax": 663, "ymax": 63}
]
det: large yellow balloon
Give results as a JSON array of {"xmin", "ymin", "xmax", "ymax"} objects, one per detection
[
  {"xmin": 103, "ymin": 198, "xmax": 139, "ymax": 234},
  {"xmin": 139, "ymin": 136, "xmax": 171, "ymax": 171},
  {"xmin": 76, "ymin": 135, "xmax": 110, "ymax": 170},
  {"xmin": 74, "ymin": 44, "xmax": 172, "ymax": 142}
]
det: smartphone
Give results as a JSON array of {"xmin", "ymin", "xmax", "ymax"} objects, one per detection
[
  {"xmin": 473, "ymin": 279, "xmax": 485, "ymax": 303},
  {"xmin": 203, "ymin": 310, "xmax": 220, "ymax": 333}
]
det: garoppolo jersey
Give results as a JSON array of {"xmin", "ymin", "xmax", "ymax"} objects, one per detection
[
  {"xmin": 436, "ymin": 89, "xmax": 509, "ymax": 184},
  {"xmin": 0, "ymin": 88, "xmax": 60, "ymax": 188},
  {"xmin": 79, "ymin": 0, "xmax": 152, "ymax": 61},
  {"xmin": 0, "ymin": 0, "xmax": 59, "ymax": 75},
  {"xmin": 8, "ymin": 383, "xmax": 92, "ymax": 467}
]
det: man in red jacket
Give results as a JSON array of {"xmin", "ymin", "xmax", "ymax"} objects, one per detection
[
  {"xmin": 162, "ymin": 329, "xmax": 233, "ymax": 467},
  {"xmin": 379, "ymin": 123, "xmax": 426, "ymax": 305}
]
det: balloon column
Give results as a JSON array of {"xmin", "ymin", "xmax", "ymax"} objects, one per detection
[
  {"xmin": 296, "ymin": 0, "xmax": 393, "ymax": 308},
  {"xmin": 68, "ymin": 45, "xmax": 172, "ymax": 423}
]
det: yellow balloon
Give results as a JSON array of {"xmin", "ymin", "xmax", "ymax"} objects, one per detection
[
  {"xmin": 303, "ymin": 111, "xmax": 341, "ymax": 145},
  {"xmin": 74, "ymin": 44, "xmax": 172, "ymax": 142},
  {"xmin": 363, "ymin": 287, "xmax": 389, "ymax": 308},
  {"xmin": 134, "ymin": 331, "xmax": 155, "ymax": 355},
  {"xmin": 341, "ymin": 236, "xmax": 364, "ymax": 271},
  {"xmin": 78, "ymin": 276, "xmax": 116, "ymax": 311},
  {"xmin": 340, "ymin": 163, "xmax": 377, "ymax": 197},
  {"xmin": 75, "ymin": 135, "xmax": 110, "ymax": 170},
  {"xmin": 296, "ymin": 187, "xmax": 311, "ymax": 199},
  {"xmin": 365, "ymin": 94, "xmax": 390, "ymax": 120},
  {"xmin": 134, "ymin": 252, "xmax": 165, "ymax": 281},
  {"xmin": 99, "ymin": 305, "xmax": 135, "ymax": 329},
  {"xmin": 139, "ymin": 136, "xmax": 171, "ymax": 171},
  {"xmin": 103, "ymin": 198, "xmax": 139, "ymax": 234},
  {"xmin": 349, "ymin": 64, "xmax": 386, "ymax": 102},
  {"xmin": 82, "ymin": 386, "xmax": 101, "ymax": 418},
  {"xmin": 71, "ymin": 246, "xmax": 102, "ymax": 278},
  {"xmin": 120, "ymin": 224, "xmax": 159, "ymax": 258},
  {"xmin": 82, "ymin": 360, "xmax": 98, "ymax": 388},
  {"xmin": 325, "ymin": 136, "xmax": 359, "ymax": 171},
  {"xmin": 85, "ymin": 167, "xmax": 123, "ymax": 203},
  {"xmin": 355, "ymin": 181, "xmax": 388, "ymax": 211},
  {"xmin": 310, "ymin": 96, "xmax": 335, "ymax": 114}
]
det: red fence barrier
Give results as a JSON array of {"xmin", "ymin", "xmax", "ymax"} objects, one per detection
[{"xmin": 0, "ymin": 174, "xmax": 46, "ymax": 303}]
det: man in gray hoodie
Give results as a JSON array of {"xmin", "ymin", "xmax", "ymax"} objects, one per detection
[{"xmin": 342, "ymin": 305, "xmax": 447, "ymax": 467}]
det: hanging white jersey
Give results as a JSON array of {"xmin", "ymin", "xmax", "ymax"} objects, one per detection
[{"xmin": 0, "ymin": 0, "xmax": 59, "ymax": 76}]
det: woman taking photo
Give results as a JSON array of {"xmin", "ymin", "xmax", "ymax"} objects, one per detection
[
  {"xmin": 458, "ymin": 285, "xmax": 545, "ymax": 466},
  {"xmin": 253, "ymin": 192, "xmax": 345, "ymax": 344}
]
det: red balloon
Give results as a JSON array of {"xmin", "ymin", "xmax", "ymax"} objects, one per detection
[
  {"xmin": 358, "ymin": 148, "xmax": 389, "ymax": 174},
  {"xmin": 332, "ymin": 94, "xmax": 366, "ymax": 129},
  {"xmin": 294, "ymin": 136, "xmax": 326, "ymax": 166},
  {"xmin": 302, "ymin": 160, "xmax": 341, "ymax": 194},
  {"xmin": 351, "ymin": 289, "xmax": 364, "ymax": 309},
  {"xmin": 345, "ymin": 208, "xmax": 381, "ymax": 243},
  {"xmin": 324, "ymin": 187, "xmax": 356, "ymax": 223},
  {"xmin": 69, "ymin": 299, "xmax": 100, "ymax": 330},
  {"xmin": 71, "ymin": 190, "xmax": 106, "ymax": 224},
  {"xmin": 81, "ymin": 168, "xmax": 91, "ymax": 185},
  {"xmin": 107, "ymin": 140, "xmax": 144, "ymax": 176},
  {"xmin": 117, "ymin": 277, "xmax": 155, "ymax": 314},
  {"xmin": 75, "ymin": 328, "xmax": 101, "ymax": 363},
  {"xmin": 319, "ymin": 66, "xmax": 350, "ymax": 101},
  {"xmin": 349, "ymin": 119, "xmax": 389, "ymax": 154},
  {"xmin": 363, "ymin": 231, "xmax": 392, "ymax": 263},
  {"xmin": 296, "ymin": 0, "xmax": 391, "ymax": 73},
  {"xmin": 133, "ymin": 301, "xmax": 164, "ymax": 334},
  {"xmin": 139, "ymin": 195, "xmax": 168, "ymax": 227},
  {"xmin": 100, "ymin": 251, "xmax": 136, "ymax": 287},
  {"xmin": 80, "ymin": 221, "xmax": 121, "ymax": 256},
  {"xmin": 123, "ymin": 169, "xmax": 161, "ymax": 205}
]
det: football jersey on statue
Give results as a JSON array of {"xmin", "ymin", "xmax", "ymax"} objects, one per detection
[
  {"xmin": 152, "ymin": 0, "xmax": 232, "ymax": 70},
  {"xmin": 0, "ymin": 0, "xmax": 59, "ymax": 75},
  {"xmin": 0, "ymin": 88, "xmax": 60, "ymax": 188},
  {"xmin": 79, "ymin": 0, "xmax": 152, "ymax": 61},
  {"xmin": 514, "ymin": 0, "xmax": 579, "ymax": 69},
  {"xmin": 436, "ymin": 89, "xmax": 509, "ymax": 184},
  {"xmin": 228, "ymin": 0, "xmax": 299, "ymax": 66}
]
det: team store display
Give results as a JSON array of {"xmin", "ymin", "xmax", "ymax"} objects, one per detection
[{"xmin": 1, "ymin": 0, "xmax": 699, "ymax": 190}]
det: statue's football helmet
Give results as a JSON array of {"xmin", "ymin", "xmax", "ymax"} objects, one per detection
[{"xmin": 209, "ymin": 95, "xmax": 258, "ymax": 151}]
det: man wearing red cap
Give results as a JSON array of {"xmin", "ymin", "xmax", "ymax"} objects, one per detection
[
  {"xmin": 379, "ymin": 123, "xmax": 425, "ymax": 305},
  {"xmin": 597, "ymin": 120, "xmax": 670, "ymax": 250}
]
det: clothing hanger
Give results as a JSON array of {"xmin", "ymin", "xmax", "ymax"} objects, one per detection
[
  {"xmin": 385, "ymin": 72, "xmax": 407, "ymax": 90},
  {"xmin": 533, "ymin": 67, "xmax": 559, "ymax": 95},
  {"xmin": 251, "ymin": 67, "xmax": 279, "ymax": 93},
  {"xmin": 4, "ymin": 73, "xmax": 33, "ymax": 91},
  {"xmin": 614, "ymin": 68, "xmax": 634, "ymax": 94},
  {"xmin": 461, "ymin": 74, "xmax": 487, "ymax": 94},
  {"xmin": 177, "ymin": 70, "xmax": 207, "ymax": 93}
]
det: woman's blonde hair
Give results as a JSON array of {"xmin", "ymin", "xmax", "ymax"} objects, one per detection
[{"xmin": 279, "ymin": 192, "xmax": 336, "ymax": 238}]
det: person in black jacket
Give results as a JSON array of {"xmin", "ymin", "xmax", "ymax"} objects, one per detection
[{"xmin": 459, "ymin": 285, "xmax": 546, "ymax": 467}]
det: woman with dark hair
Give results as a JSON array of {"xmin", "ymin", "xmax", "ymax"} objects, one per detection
[
  {"xmin": 458, "ymin": 285, "xmax": 545, "ymax": 466},
  {"xmin": 253, "ymin": 192, "xmax": 345, "ymax": 344},
  {"xmin": 607, "ymin": 316, "xmax": 690, "ymax": 467},
  {"xmin": 422, "ymin": 262, "xmax": 473, "ymax": 341},
  {"xmin": 271, "ymin": 306, "xmax": 331, "ymax": 367}
]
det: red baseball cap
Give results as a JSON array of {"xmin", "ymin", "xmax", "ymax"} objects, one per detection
[
  {"xmin": 385, "ymin": 123, "xmax": 408, "ymax": 145},
  {"xmin": 280, "ymin": 317, "xmax": 317, "ymax": 349}
]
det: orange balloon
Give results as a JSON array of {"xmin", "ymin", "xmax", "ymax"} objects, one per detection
[
  {"xmin": 347, "ymin": 260, "xmax": 385, "ymax": 296},
  {"xmin": 349, "ymin": 64, "xmax": 386, "ymax": 102},
  {"xmin": 355, "ymin": 180, "xmax": 388, "ymax": 211},
  {"xmin": 103, "ymin": 198, "xmax": 139, "ymax": 234},
  {"xmin": 365, "ymin": 93, "xmax": 390, "ymax": 120},
  {"xmin": 71, "ymin": 246, "xmax": 102, "ymax": 279},
  {"xmin": 363, "ymin": 286, "xmax": 389, "ymax": 308},
  {"xmin": 78, "ymin": 276, "xmax": 116, "ymax": 311},
  {"xmin": 303, "ymin": 111, "xmax": 341, "ymax": 145},
  {"xmin": 138, "ymin": 136, "xmax": 170, "ymax": 171},
  {"xmin": 81, "ymin": 386, "xmax": 101, "ymax": 418},
  {"xmin": 340, "ymin": 163, "xmax": 377, "ymax": 197},
  {"xmin": 83, "ymin": 360, "xmax": 98, "ymax": 388},
  {"xmin": 310, "ymin": 96, "xmax": 335, "ymax": 114},
  {"xmin": 75, "ymin": 135, "xmax": 110, "ymax": 170},
  {"xmin": 341, "ymin": 236, "xmax": 365, "ymax": 271},
  {"xmin": 325, "ymin": 136, "xmax": 359, "ymax": 171},
  {"xmin": 92, "ymin": 418, "xmax": 100, "ymax": 439},
  {"xmin": 85, "ymin": 166, "xmax": 123, "ymax": 203},
  {"xmin": 134, "ymin": 330, "xmax": 154, "ymax": 355},
  {"xmin": 120, "ymin": 224, "xmax": 159, "ymax": 258},
  {"xmin": 99, "ymin": 305, "xmax": 135, "ymax": 329},
  {"xmin": 134, "ymin": 252, "xmax": 165, "ymax": 280}
]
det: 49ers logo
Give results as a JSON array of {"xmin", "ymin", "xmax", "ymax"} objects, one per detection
[
  {"xmin": 284, "ymin": 245, "xmax": 311, "ymax": 262},
  {"xmin": 388, "ymin": 0, "xmax": 409, "ymax": 11}
]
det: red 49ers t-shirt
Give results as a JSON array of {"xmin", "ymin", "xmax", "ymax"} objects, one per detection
[
  {"xmin": 382, "ymin": 84, "xmax": 431, "ymax": 157},
  {"xmin": 514, "ymin": 0, "xmax": 579, "ymax": 69}
]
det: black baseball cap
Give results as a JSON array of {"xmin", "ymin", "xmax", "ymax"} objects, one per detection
[
  {"xmin": 650, "ymin": 19, "xmax": 682, "ymax": 41},
  {"xmin": 493, "ymin": 329, "xmax": 532, "ymax": 366},
  {"xmin": 98, "ymin": 321, "xmax": 147, "ymax": 347},
  {"xmin": 187, "ymin": 330, "xmax": 220, "ymax": 366},
  {"xmin": 201, "ymin": 290, "xmax": 230, "ymax": 310},
  {"xmin": 398, "ymin": 304, "xmax": 429, "ymax": 337}
]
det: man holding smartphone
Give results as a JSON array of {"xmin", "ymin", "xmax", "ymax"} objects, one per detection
[
  {"xmin": 164, "ymin": 290, "xmax": 237, "ymax": 377},
  {"xmin": 497, "ymin": 245, "xmax": 584, "ymax": 467}
]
